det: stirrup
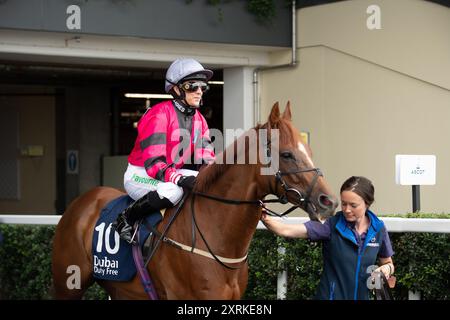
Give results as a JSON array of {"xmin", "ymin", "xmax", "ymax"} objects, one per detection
[
  {"xmin": 128, "ymin": 224, "xmax": 139, "ymax": 246},
  {"xmin": 120, "ymin": 229, "xmax": 137, "ymax": 245},
  {"xmin": 112, "ymin": 215, "xmax": 137, "ymax": 245},
  {"xmin": 120, "ymin": 224, "xmax": 137, "ymax": 245}
]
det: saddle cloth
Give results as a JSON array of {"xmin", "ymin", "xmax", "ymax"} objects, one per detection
[{"xmin": 92, "ymin": 195, "xmax": 162, "ymax": 281}]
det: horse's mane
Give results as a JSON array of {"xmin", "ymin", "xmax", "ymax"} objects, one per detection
[
  {"xmin": 195, "ymin": 118, "xmax": 300, "ymax": 193},
  {"xmin": 195, "ymin": 163, "xmax": 230, "ymax": 193}
]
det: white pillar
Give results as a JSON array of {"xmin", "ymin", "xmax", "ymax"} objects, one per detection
[
  {"xmin": 223, "ymin": 67, "xmax": 254, "ymax": 146},
  {"xmin": 408, "ymin": 290, "xmax": 421, "ymax": 300},
  {"xmin": 277, "ymin": 246, "xmax": 287, "ymax": 300}
]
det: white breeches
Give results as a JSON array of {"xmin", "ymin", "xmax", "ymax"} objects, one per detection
[{"xmin": 123, "ymin": 163, "xmax": 198, "ymax": 204}]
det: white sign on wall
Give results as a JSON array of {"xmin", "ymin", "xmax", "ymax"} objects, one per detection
[{"xmin": 395, "ymin": 155, "xmax": 436, "ymax": 185}]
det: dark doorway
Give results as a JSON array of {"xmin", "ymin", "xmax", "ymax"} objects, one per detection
[
  {"xmin": 0, "ymin": 61, "xmax": 223, "ymax": 212},
  {"xmin": 111, "ymin": 69, "xmax": 223, "ymax": 156}
]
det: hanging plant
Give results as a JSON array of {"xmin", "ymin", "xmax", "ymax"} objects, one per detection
[
  {"xmin": 186, "ymin": 0, "xmax": 292, "ymax": 25},
  {"xmin": 246, "ymin": 0, "xmax": 276, "ymax": 24}
]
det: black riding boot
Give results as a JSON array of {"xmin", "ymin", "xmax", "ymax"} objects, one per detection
[{"xmin": 111, "ymin": 191, "xmax": 173, "ymax": 244}]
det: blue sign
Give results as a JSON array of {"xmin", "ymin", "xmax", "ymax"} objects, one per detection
[{"xmin": 67, "ymin": 150, "xmax": 79, "ymax": 175}]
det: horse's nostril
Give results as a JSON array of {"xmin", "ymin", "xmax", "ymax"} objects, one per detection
[{"xmin": 319, "ymin": 194, "xmax": 333, "ymax": 208}]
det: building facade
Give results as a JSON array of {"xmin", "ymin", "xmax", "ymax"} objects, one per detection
[{"xmin": 1, "ymin": 0, "xmax": 449, "ymax": 215}]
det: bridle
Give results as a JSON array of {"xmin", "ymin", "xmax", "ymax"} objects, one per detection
[
  {"xmin": 193, "ymin": 167, "xmax": 323, "ymax": 217},
  {"xmin": 272, "ymin": 167, "xmax": 323, "ymax": 216}
]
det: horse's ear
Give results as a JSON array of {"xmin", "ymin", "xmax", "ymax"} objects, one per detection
[
  {"xmin": 282, "ymin": 101, "xmax": 292, "ymax": 120},
  {"xmin": 269, "ymin": 102, "xmax": 280, "ymax": 125}
]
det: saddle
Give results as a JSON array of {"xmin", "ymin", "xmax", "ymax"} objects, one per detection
[{"xmin": 91, "ymin": 195, "xmax": 163, "ymax": 282}]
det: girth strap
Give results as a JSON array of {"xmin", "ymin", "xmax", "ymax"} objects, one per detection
[
  {"xmin": 164, "ymin": 237, "xmax": 248, "ymax": 264},
  {"xmin": 144, "ymin": 221, "xmax": 247, "ymax": 264}
]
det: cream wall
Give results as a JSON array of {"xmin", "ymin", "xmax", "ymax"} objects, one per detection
[{"xmin": 260, "ymin": 0, "xmax": 450, "ymax": 214}]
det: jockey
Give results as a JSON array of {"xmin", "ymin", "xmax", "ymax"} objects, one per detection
[{"xmin": 111, "ymin": 58, "xmax": 216, "ymax": 244}]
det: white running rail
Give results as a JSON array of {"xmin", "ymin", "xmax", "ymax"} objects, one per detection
[{"xmin": 1, "ymin": 215, "xmax": 449, "ymax": 233}]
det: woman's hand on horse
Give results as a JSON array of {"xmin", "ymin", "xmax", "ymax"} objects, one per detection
[
  {"xmin": 260, "ymin": 210, "xmax": 273, "ymax": 225},
  {"xmin": 177, "ymin": 175, "xmax": 196, "ymax": 190}
]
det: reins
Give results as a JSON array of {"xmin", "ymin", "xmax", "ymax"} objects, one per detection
[
  {"xmin": 142, "ymin": 191, "xmax": 250, "ymax": 270},
  {"xmin": 190, "ymin": 193, "xmax": 246, "ymax": 269},
  {"xmin": 194, "ymin": 167, "xmax": 323, "ymax": 218}
]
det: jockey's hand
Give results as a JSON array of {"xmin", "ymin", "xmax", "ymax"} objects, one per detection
[{"xmin": 177, "ymin": 175, "xmax": 196, "ymax": 190}]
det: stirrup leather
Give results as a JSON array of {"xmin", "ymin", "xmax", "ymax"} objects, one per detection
[{"xmin": 112, "ymin": 213, "xmax": 137, "ymax": 245}]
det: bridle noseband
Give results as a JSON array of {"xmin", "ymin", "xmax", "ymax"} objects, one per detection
[{"xmin": 273, "ymin": 167, "xmax": 323, "ymax": 216}]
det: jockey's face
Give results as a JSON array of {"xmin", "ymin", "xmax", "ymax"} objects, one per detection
[{"xmin": 175, "ymin": 80, "xmax": 208, "ymax": 108}]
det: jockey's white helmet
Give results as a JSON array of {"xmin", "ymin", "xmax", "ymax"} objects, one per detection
[{"xmin": 165, "ymin": 58, "xmax": 213, "ymax": 93}]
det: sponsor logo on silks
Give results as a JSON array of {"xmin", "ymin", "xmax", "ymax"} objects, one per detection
[
  {"xmin": 132, "ymin": 174, "xmax": 159, "ymax": 186},
  {"xmin": 367, "ymin": 237, "xmax": 380, "ymax": 247}
]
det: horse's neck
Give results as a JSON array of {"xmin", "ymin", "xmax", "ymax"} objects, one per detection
[{"xmin": 194, "ymin": 165, "xmax": 263, "ymax": 258}]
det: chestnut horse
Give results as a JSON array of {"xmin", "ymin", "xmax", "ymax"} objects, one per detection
[{"xmin": 52, "ymin": 102, "xmax": 337, "ymax": 299}]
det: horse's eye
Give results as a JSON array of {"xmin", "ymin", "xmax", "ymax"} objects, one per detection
[{"xmin": 281, "ymin": 151, "xmax": 295, "ymax": 160}]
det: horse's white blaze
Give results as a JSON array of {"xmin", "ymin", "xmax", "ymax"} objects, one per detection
[{"xmin": 298, "ymin": 142, "xmax": 314, "ymax": 167}]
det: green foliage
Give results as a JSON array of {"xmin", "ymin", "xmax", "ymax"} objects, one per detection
[
  {"xmin": 246, "ymin": 0, "xmax": 276, "ymax": 24},
  {"xmin": 244, "ymin": 231, "xmax": 278, "ymax": 299},
  {"xmin": 0, "ymin": 224, "xmax": 108, "ymax": 300},
  {"xmin": 281, "ymin": 238, "xmax": 323, "ymax": 299},
  {"xmin": 245, "ymin": 233, "xmax": 323, "ymax": 300},
  {"xmin": 379, "ymin": 213, "xmax": 450, "ymax": 300},
  {"xmin": 187, "ymin": 0, "xmax": 292, "ymax": 25},
  {"xmin": 0, "ymin": 213, "xmax": 449, "ymax": 300},
  {"xmin": 389, "ymin": 232, "xmax": 449, "ymax": 300},
  {"xmin": 0, "ymin": 225, "xmax": 54, "ymax": 299}
]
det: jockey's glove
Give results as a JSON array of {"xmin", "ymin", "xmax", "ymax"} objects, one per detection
[{"xmin": 177, "ymin": 175, "xmax": 196, "ymax": 190}]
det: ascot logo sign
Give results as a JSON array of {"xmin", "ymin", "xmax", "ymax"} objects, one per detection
[{"xmin": 395, "ymin": 155, "xmax": 436, "ymax": 185}]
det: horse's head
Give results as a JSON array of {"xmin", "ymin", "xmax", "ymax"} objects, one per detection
[{"xmin": 258, "ymin": 101, "xmax": 338, "ymax": 221}]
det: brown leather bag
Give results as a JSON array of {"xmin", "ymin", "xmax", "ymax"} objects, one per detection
[
  {"xmin": 387, "ymin": 275, "xmax": 396, "ymax": 289},
  {"xmin": 373, "ymin": 273, "xmax": 396, "ymax": 300}
]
